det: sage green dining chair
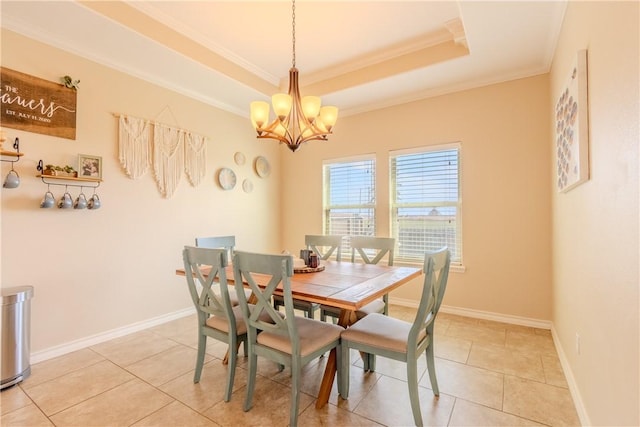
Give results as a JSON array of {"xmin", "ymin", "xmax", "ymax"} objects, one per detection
[
  {"xmin": 339, "ymin": 247, "xmax": 451, "ymax": 427},
  {"xmin": 195, "ymin": 235, "xmax": 235, "ymax": 258},
  {"xmin": 305, "ymin": 234, "xmax": 343, "ymax": 261},
  {"xmin": 273, "ymin": 235, "xmax": 342, "ymax": 318},
  {"xmin": 320, "ymin": 236, "xmax": 395, "ymax": 322},
  {"xmin": 182, "ymin": 246, "xmax": 244, "ymax": 402},
  {"xmin": 195, "ymin": 235, "xmax": 251, "ymax": 306},
  {"xmin": 233, "ymin": 251, "xmax": 343, "ymax": 427}
]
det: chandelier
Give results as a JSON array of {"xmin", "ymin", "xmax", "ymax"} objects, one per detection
[{"xmin": 250, "ymin": 0, "xmax": 338, "ymax": 152}]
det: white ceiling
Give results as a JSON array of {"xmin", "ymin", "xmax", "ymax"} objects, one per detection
[{"xmin": 1, "ymin": 1, "xmax": 567, "ymax": 118}]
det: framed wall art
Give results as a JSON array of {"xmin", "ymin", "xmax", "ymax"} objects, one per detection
[
  {"xmin": 0, "ymin": 67, "xmax": 77, "ymax": 140},
  {"xmin": 79, "ymin": 154, "xmax": 102, "ymax": 179},
  {"xmin": 555, "ymin": 49, "xmax": 589, "ymax": 193}
]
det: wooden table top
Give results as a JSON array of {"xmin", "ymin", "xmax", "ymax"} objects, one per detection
[{"xmin": 176, "ymin": 260, "xmax": 422, "ymax": 311}]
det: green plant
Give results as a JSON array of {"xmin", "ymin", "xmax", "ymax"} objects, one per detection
[
  {"xmin": 44, "ymin": 164, "xmax": 76, "ymax": 173},
  {"xmin": 61, "ymin": 75, "xmax": 80, "ymax": 90}
]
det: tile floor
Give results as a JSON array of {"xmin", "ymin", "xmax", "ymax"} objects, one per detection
[{"xmin": 1, "ymin": 306, "xmax": 580, "ymax": 426}]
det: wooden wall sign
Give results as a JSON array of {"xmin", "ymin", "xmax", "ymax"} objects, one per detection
[{"xmin": 0, "ymin": 67, "xmax": 77, "ymax": 140}]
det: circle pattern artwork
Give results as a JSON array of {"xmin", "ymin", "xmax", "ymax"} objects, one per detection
[
  {"xmin": 242, "ymin": 179, "xmax": 253, "ymax": 193},
  {"xmin": 218, "ymin": 168, "xmax": 236, "ymax": 190},
  {"xmin": 254, "ymin": 156, "xmax": 271, "ymax": 178},
  {"xmin": 234, "ymin": 152, "xmax": 246, "ymax": 166},
  {"xmin": 555, "ymin": 82, "xmax": 579, "ymax": 191}
]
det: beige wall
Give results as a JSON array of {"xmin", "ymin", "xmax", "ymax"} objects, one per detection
[
  {"xmin": 0, "ymin": 30, "xmax": 282, "ymax": 356},
  {"xmin": 549, "ymin": 2, "xmax": 639, "ymax": 425},
  {"xmin": 4, "ymin": 4, "xmax": 638, "ymax": 423},
  {"xmin": 281, "ymin": 75, "xmax": 553, "ymax": 322}
]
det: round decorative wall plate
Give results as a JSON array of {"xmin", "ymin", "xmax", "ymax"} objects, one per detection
[
  {"xmin": 242, "ymin": 179, "xmax": 253, "ymax": 193},
  {"xmin": 254, "ymin": 156, "xmax": 271, "ymax": 178},
  {"xmin": 234, "ymin": 152, "xmax": 246, "ymax": 166},
  {"xmin": 217, "ymin": 168, "xmax": 236, "ymax": 190}
]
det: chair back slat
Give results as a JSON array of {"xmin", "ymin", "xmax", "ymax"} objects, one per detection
[
  {"xmin": 428, "ymin": 248, "xmax": 451, "ymax": 315},
  {"xmin": 410, "ymin": 247, "xmax": 451, "ymax": 342},
  {"xmin": 350, "ymin": 236, "xmax": 395, "ymax": 266},
  {"xmin": 195, "ymin": 235, "xmax": 236, "ymax": 259},
  {"xmin": 233, "ymin": 251, "xmax": 296, "ymax": 340},
  {"xmin": 305, "ymin": 235, "xmax": 343, "ymax": 261},
  {"xmin": 183, "ymin": 246, "xmax": 233, "ymax": 320}
]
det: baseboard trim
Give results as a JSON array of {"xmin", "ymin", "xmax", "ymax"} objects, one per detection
[
  {"xmin": 31, "ymin": 307, "xmax": 195, "ymax": 364},
  {"xmin": 551, "ymin": 326, "xmax": 590, "ymax": 426},
  {"xmin": 389, "ymin": 297, "xmax": 553, "ymax": 330},
  {"xmin": 391, "ymin": 296, "xmax": 588, "ymax": 425}
]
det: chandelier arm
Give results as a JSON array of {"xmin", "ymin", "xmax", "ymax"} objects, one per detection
[
  {"xmin": 256, "ymin": 133, "xmax": 290, "ymax": 146},
  {"xmin": 298, "ymin": 130, "xmax": 331, "ymax": 145},
  {"xmin": 258, "ymin": 117, "xmax": 293, "ymax": 145}
]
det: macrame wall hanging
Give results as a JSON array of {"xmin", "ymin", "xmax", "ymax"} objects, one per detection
[
  {"xmin": 116, "ymin": 110, "xmax": 208, "ymax": 198},
  {"xmin": 118, "ymin": 115, "xmax": 151, "ymax": 179},
  {"xmin": 153, "ymin": 123, "xmax": 184, "ymax": 198},
  {"xmin": 184, "ymin": 132, "xmax": 207, "ymax": 187}
]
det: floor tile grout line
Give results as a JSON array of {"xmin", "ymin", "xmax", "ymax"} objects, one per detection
[
  {"xmin": 18, "ymin": 347, "xmax": 107, "ymax": 393},
  {"xmin": 446, "ymin": 397, "xmax": 459, "ymax": 426},
  {"xmin": 45, "ymin": 376, "xmax": 140, "ymax": 421},
  {"xmin": 122, "ymin": 384, "xmax": 182, "ymax": 427},
  {"xmin": 10, "ymin": 384, "xmax": 51, "ymax": 425},
  {"xmin": 5, "ymin": 307, "xmax": 577, "ymax": 427},
  {"xmin": 16, "ymin": 356, "xmax": 132, "ymax": 419}
]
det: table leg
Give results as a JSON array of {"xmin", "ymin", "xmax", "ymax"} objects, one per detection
[
  {"xmin": 315, "ymin": 309, "xmax": 355, "ymax": 409},
  {"xmin": 221, "ymin": 341, "xmax": 242, "ymax": 365},
  {"xmin": 223, "ymin": 292, "xmax": 258, "ymax": 365}
]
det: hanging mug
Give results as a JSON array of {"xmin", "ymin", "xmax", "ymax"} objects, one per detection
[
  {"xmin": 40, "ymin": 191, "xmax": 55, "ymax": 208},
  {"xmin": 58, "ymin": 192, "xmax": 73, "ymax": 209},
  {"xmin": 3, "ymin": 169, "xmax": 20, "ymax": 189},
  {"xmin": 74, "ymin": 192, "xmax": 88, "ymax": 209},
  {"xmin": 88, "ymin": 194, "xmax": 101, "ymax": 210}
]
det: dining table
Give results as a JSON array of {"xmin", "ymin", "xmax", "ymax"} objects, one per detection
[{"xmin": 176, "ymin": 259, "xmax": 422, "ymax": 408}]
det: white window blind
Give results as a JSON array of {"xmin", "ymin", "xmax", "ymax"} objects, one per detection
[
  {"xmin": 323, "ymin": 157, "xmax": 376, "ymax": 255},
  {"xmin": 390, "ymin": 145, "xmax": 462, "ymax": 264}
]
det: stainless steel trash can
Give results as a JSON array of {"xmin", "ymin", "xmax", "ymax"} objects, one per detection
[{"xmin": 1, "ymin": 286, "xmax": 34, "ymax": 390}]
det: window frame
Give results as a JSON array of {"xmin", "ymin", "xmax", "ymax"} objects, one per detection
[
  {"xmin": 389, "ymin": 143, "xmax": 463, "ymax": 267},
  {"xmin": 322, "ymin": 154, "xmax": 377, "ymax": 256}
]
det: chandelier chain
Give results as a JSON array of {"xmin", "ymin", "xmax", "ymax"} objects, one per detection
[{"xmin": 291, "ymin": 0, "xmax": 296, "ymax": 68}]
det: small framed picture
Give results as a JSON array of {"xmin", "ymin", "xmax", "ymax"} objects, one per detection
[{"xmin": 78, "ymin": 154, "xmax": 102, "ymax": 179}]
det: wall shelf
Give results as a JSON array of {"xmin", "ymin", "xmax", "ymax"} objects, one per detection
[
  {"xmin": 36, "ymin": 174, "xmax": 102, "ymax": 183},
  {"xmin": 36, "ymin": 160, "xmax": 102, "ymax": 189},
  {"xmin": 1, "ymin": 150, "xmax": 24, "ymax": 158},
  {"xmin": 36, "ymin": 174, "xmax": 102, "ymax": 189},
  {"xmin": 1, "ymin": 138, "xmax": 23, "ymax": 163}
]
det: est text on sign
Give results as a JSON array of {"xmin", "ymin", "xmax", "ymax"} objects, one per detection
[{"xmin": 1, "ymin": 67, "xmax": 77, "ymax": 140}]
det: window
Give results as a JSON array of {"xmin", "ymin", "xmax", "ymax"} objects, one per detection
[
  {"xmin": 390, "ymin": 144, "xmax": 462, "ymax": 264},
  {"xmin": 323, "ymin": 156, "xmax": 376, "ymax": 254}
]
